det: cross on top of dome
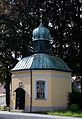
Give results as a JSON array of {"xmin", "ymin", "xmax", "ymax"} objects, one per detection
[
  {"xmin": 39, "ymin": 13, "xmax": 44, "ymax": 27},
  {"xmin": 32, "ymin": 14, "xmax": 51, "ymax": 41}
]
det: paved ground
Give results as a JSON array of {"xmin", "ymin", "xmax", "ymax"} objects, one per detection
[{"xmin": 0, "ymin": 111, "xmax": 82, "ymax": 119}]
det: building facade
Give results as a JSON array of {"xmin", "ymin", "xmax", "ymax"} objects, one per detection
[{"xmin": 10, "ymin": 21, "xmax": 72, "ymax": 112}]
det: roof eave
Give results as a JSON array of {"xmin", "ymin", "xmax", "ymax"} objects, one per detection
[{"xmin": 11, "ymin": 68, "xmax": 72, "ymax": 73}]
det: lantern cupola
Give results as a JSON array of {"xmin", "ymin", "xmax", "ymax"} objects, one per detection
[{"xmin": 32, "ymin": 19, "xmax": 51, "ymax": 54}]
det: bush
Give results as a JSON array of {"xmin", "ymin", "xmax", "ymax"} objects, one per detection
[
  {"xmin": 69, "ymin": 104, "xmax": 79, "ymax": 112},
  {"xmin": 72, "ymin": 87, "xmax": 80, "ymax": 93},
  {"xmin": 0, "ymin": 106, "xmax": 4, "ymax": 110},
  {"xmin": 4, "ymin": 106, "xmax": 7, "ymax": 111},
  {"xmin": 68, "ymin": 92, "xmax": 82, "ymax": 110}
]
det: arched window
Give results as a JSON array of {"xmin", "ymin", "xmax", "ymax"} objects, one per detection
[{"xmin": 34, "ymin": 80, "xmax": 48, "ymax": 99}]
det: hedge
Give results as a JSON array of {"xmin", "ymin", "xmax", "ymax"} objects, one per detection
[{"xmin": 68, "ymin": 92, "xmax": 82, "ymax": 110}]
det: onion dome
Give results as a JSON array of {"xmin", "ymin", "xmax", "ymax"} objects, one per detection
[
  {"xmin": 12, "ymin": 53, "xmax": 71, "ymax": 72},
  {"xmin": 32, "ymin": 22, "xmax": 51, "ymax": 41}
]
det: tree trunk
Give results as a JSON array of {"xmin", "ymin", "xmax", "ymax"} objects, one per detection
[{"xmin": 5, "ymin": 65, "xmax": 11, "ymax": 107}]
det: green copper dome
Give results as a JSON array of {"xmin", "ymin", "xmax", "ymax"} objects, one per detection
[
  {"xmin": 12, "ymin": 22, "xmax": 71, "ymax": 72},
  {"xmin": 32, "ymin": 23, "xmax": 51, "ymax": 41},
  {"xmin": 12, "ymin": 53, "xmax": 71, "ymax": 71}
]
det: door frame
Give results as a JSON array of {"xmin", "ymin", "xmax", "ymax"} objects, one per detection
[{"xmin": 15, "ymin": 88, "xmax": 25, "ymax": 110}]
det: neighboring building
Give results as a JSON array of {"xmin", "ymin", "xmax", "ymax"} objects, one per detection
[
  {"xmin": 72, "ymin": 76, "xmax": 81, "ymax": 92},
  {"xmin": 0, "ymin": 83, "xmax": 6, "ymax": 106},
  {"xmin": 0, "ymin": 83, "xmax": 5, "ymax": 94},
  {"xmin": 10, "ymin": 21, "xmax": 72, "ymax": 112}
]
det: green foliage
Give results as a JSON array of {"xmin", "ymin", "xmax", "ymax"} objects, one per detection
[
  {"xmin": 4, "ymin": 106, "xmax": 7, "ymax": 111},
  {"xmin": 72, "ymin": 87, "xmax": 80, "ymax": 93},
  {"xmin": 68, "ymin": 92, "xmax": 82, "ymax": 110},
  {"xmin": 0, "ymin": 106, "xmax": 8, "ymax": 111},
  {"xmin": 48, "ymin": 110, "xmax": 82, "ymax": 117},
  {"xmin": 69, "ymin": 104, "xmax": 79, "ymax": 112},
  {"xmin": 0, "ymin": 0, "xmax": 81, "ymax": 74},
  {"xmin": 0, "ymin": 106, "xmax": 4, "ymax": 111},
  {"xmin": 34, "ymin": 110, "xmax": 82, "ymax": 117}
]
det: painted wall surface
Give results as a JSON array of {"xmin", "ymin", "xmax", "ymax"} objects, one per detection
[
  {"xmin": 50, "ymin": 71, "xmax": 72, "ymax": 109},
  {"xmin": 31, "ymin": 70, "xmax": 71, "ymax": 111},
  {"xmin": 11, "ymin": 70, "xmax": 31, "ymax": 111},
  {"xmin": 11, "ymin": 70, "xmax": 71, "ymax": 112},
  {"xmin": 32, "ymin": 70, "xmax": 52, "ymax": 107}
]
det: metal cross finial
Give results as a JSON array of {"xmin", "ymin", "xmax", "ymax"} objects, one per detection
[
  {"xmin": 40, "ymin": 12, "xmax": 42, "ymax": 23},
  {"xmin": 39, "ymin": 10, "xmax": 44, "ymax": 27}
]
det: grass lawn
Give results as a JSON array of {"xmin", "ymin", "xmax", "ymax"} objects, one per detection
[
  {"xmin": 35, "ymin": 110, "xmax": 82, "ymax": 117},
  {"xmin": 48, "ymin": 110, "xmax": 82, "ymax": 117}
]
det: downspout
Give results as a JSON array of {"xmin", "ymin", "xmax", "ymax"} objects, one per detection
[
  {"xmin": 30, "ymin": 70, "xmax": 32, "ymax": 112},
  {"xmin": 9, "ymin": 75, "xmax": 12, "ymax": 111}
]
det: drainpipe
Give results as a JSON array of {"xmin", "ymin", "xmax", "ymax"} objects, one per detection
[
  {"xmin": 30, "ymin": 70, "xmax": 32, "ymax": 112},
  {"xmin": 9, "ymin": 74, "xmax": 12, "ymax": 112},
  {"xmin": 9, "ymin": 78, "xmax": 12, "ymax": 111}
]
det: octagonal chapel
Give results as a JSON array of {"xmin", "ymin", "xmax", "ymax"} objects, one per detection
[{"xmin": 10, "ymin": 21, "xmax": 72, "ymax": 112}]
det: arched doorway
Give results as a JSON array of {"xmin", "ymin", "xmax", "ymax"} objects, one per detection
[{"xmin": 15, "ymin": 88, "xmax": 25, "ymax": 110}]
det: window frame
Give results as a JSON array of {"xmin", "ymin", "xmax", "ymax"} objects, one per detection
[{"xmin": 34, "ymin": 79, "xmax": 48, "ymax": 100}]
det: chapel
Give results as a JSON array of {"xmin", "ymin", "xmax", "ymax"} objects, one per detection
[{"xmin": 10, "ymin": 20, "xmax": 72, "ymax": 112}]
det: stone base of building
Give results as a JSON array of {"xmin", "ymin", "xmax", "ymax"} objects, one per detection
[{"xmin": 24, "ymin": 106, "xmax": 67, "ymax": 112}]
